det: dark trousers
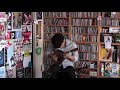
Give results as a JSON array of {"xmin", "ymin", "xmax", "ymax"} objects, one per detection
[{"xmin": 62, "ymin": 66, "xmax": 76, "ymax": 78}]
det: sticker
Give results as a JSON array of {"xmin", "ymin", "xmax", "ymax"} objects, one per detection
[
  {"xmin": 36, "ymin": 47, "xmax": 42, "ymax": 55},
  {"xmin": 0, "ymin": 48, "xmax": 4, "ymax": 67},
  {"xmin": 0, "ymin": 66, "xmax": 6, "ymax": 78},
  {"xmin": 15, "ymin": 31, "xmax": 22, "ymax": 39},
  {"xmin": 13, "ymin": 12, "xmax": 22, "ymax": 29}
]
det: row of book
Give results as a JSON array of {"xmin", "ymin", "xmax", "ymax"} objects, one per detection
[
  {"xmin": 70, "ymin": 27, "xmax": 98, "ymax": 34},
  {"xmin": 70, "ymin": 34, "xmax": 98, "ymax": 42},
  {"xmin": 69, "ymin": 12, "xmax": 99, "ymax": 18},
  {"xmin": 77, "ymin": 44, "xmax": 98, "ymax": 53},
  {"xmin": 43, "ymin": 12, "xmax": 69, "ymax": 17},
  {"xmin": 44, "ymin": 26, "xmax": 69, "ymax": 33},
  {"xmin": 71, "ymin": 19, "xmax": 98, "ymax": 26},
  {"xmin": 79, "ymin": 53, "xmax": 98, "ymax": 60},
  {"xmin": 100, "ymin": 19, "xmax": 120, "ymax": 26},
  {"xmin": 44, "ymin": 18, "xmax": 69, "ymax": 25}
]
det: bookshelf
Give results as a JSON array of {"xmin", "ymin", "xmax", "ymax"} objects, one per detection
[{"xmin": 43, "ymin": 12, "xmax": 120, "ymax": 78}]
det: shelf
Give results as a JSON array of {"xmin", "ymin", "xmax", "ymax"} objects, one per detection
[
  {"xmin": 71, "ymin": 25, "xmax": 98, "ymax": 27},
  {"xmin": 79, "ymin": 59, "xmax": 97, "ymax": 62},
  {"xmin": 99, "ymin": 60, "xmax": 119, "ymax": 64},
  {"xmin": 100, "ymin": 42, "xmax": 120, "ymax": 45},
  {"xmin": 70, "ymin": 33, "xmax": 98, "ymax": 35},
  {"xmin": 78, "ymin": 51, "xmax": 98, "ymax": 54},
  {"xmin": 84, "ymin": 68, "xmax": 97, "ymax": 70},
  {"xmin": 44, "ymin": 17, "xmax": 69, "ymax": 19},
  {"xmin": 71, "ymin": 17, "xmax": 97, "ymax": 19},
  {"xmin": 76, "ymin": 42, "xmax": 98, "ymax": 44},
  {"xmin": 102, "ymin": 17, "xmax": 120, "ymax": 20},
  {"xmin": 44, "ymin": 32, "xmax": 69, "ymax": 34},
  {"xmin": 101, "ymin": 26, "xmax": 120, "ymax": 28},
  {"xmin": 99, "ymin": 76, "xmax": 117, "ymax": 78},
  {"xmin": 44, "ymin": 25, "xmax": 69, "ymax": 26}
]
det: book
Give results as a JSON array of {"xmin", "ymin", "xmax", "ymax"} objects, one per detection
[
  {"xmin": 0, "ymin": 66, "xmax": 6, "ymax": 78},
  {"xmin": 0, "ymin": 48, "xmax": 4, "ymax": 67}
]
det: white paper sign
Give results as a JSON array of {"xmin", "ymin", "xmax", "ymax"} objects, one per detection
[
  {"xmin": 23, "ymin": 56, "xmax": 31, "ymax": 68},
  {"xmin": 0, "ymin": 66, "xmax": 6, "ymax": 78},
  {"xmin": 104, "ymin": 36, "xmax": 112, "ymax": 49}
]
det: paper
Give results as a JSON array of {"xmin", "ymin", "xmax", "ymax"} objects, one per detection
[
  {"xmin": 7, "ymin": 40, "xmax": 16, "ymax": 69},
  {"xmin": 104, "ymin": 36, "xmax": 112, "ymax": 49},
  {"xmin": 0, "ymin": 66, "xmax": 6, "ymax": 78},
  {"xmin": 16, "ymin": 68, "xmax": 24, "ymax": 78},
  {"xmin": 34, "ymin": 20, "xmax": 38, "ymax": 24},
  {"xmin": 0, "ymin": 48, "xmax": 4, "ymax": 67},
  {"xmin": 109, "ymin": 27, "xmax": 120, "ymax": 33},
  {"xmin": 36, "ymin": 47, "xmax": 42, "ymax": 55},
  {"xmin": 112, "ymin": 12, "xmax": 116, "ymax": 15},
  {"xmin": 24, "ymin": 67, "xmax": 31, "ymax": 78}
]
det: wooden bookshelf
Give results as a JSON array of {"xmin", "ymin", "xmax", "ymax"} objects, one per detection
[{"xmin": 43, "ymin": 12, "xmax": 120, "ymax": 78}]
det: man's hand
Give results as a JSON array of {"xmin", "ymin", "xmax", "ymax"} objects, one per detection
[
  {"xmin": 48, "ymin": 53, "xmax": 58, "ymax": 61},
  {"xmin": 64, "ymin": 53, "xmax": 75, "ymax": 62}
]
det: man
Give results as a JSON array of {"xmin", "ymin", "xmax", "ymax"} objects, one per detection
[{"xmin": 50, "ymin": 33, "xmax": 79, "ymax": 78}]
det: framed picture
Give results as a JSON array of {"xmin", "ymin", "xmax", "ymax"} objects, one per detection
[
  {"xmin": 6, "ymin": 12, "xmax": 12, "ymax": 30},
  {"xmin": 0, "ymin": 48, "xmax": 4, "ymax": 67},
  {"xmin": 0, "ymin": 66, "xmax": 6, "ymax": 78},
  {"xmin": 36, "ymin": 12, "xmax": 42, "ymax": 20},
  {"xmin": 22, "ymin": 12, "xmax": 33, "ymax": 25}
]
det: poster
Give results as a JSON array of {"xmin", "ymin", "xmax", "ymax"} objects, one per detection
[
  {"xmin": 13, "ymin": 12, "xmax": 22, "ymax": 29},
  {"xmin": 6, "ymin": 31, "xmax": 11, "ymax": 40},
  {"xmin": 22, "ymin": 12, "xmax": 33, "ymax": 25},
  {"xmin": 0, "ymin": 66, "xmax": 6, "ymax": 78},
  {"xmin": 104, "ymin": 63, "xmax": 120, "ymax": 77},
  {"xmin": 16, "ymin": 68, "xmax": 24, "ymax": 78},
  {"xmin": 22, "ymin": 25, "xmax": 32, "ymax": 44},
  {"xmin": 0, "ymin": 48, "xmax": 4, "ymax": 67},
  {"xmin": 0, "ymin": 40, "xmax": 6, "ymax": 51},
  {"xmin": 24, "ymin": 67, "xmax": 31, "ymax": 78},
  {"xmin": 36, "ymin": 12, "xmax": 42, "ymax": 20},
  {"xmin": 15, "ymin": 31, "xmax": 22, "ymax": 39},
  {"xmin": 23, "ymin": 44, "xmax": 32, "ymax": 51},
  {"xmin": 6, "ymin": 67, "xmax": 16, "ymax": 78},
  {"xmin": 104, "ymin": 36, "xmax": 112, "ymax": 49}
]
